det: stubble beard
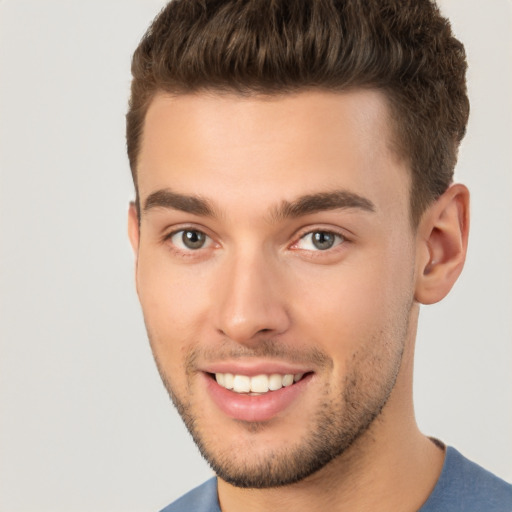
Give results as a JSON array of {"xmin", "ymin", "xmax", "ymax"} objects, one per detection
[{"xmin": 150, "ymin": 317, "xmax": 408, "ymax": 489}]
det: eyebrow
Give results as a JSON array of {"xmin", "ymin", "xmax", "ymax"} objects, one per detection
[
  {"xmin": 143, "ymin": 188, "xmax": 375, "ymax": 220},
  {"xmin": 270, "ymin": 190, "xmax": 375, "ymax": 221},
  {"xmin": 143, "ymin": 189, "xmax": 216, "ymax": 217}
]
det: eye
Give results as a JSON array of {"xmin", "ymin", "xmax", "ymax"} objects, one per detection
[
  {"xmin": 168, "ymin": 229, "xmax": 212, "ymax": 250},
  {"xmin": 295, "ymin": 230, "xmax": 345, "ymax": 251}
]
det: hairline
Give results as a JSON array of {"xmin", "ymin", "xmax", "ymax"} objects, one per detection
[{"xmin": 132, "ymin": 85, "xmax": 424, "ymax": 229}]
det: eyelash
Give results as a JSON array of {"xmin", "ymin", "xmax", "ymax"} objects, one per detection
[
  {"xmin": 163, "ymin": 227, "xmax": 215, "ymax": 254},
  {"xmin": 291, "ymin": 229, "xmax": 346, "ymax": 252},
  {"xmin": 162, "ymin": 226, "xmax": 349, "ymax": 257}
]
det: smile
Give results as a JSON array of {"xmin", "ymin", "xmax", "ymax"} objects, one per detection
[
  {"xmin": 205, "ymin": 370, "xmax": 313, "ymax": 422},
  {"xmin": 215, "ymin": 372, "xmax": 305, "ymax": 394}
]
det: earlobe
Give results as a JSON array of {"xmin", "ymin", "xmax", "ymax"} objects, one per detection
[
  {"xmin": 414, "ymin": 184, "xmax": 470, "ymax": 305},
  {"xmin": 128, "ymin": 202, "xmax": 140, "ymax": 260}
]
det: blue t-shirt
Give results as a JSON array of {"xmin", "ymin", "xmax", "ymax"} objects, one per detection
[{"xmin": 160, "ymin": 446, "xmax": 512, "ymax": 512}]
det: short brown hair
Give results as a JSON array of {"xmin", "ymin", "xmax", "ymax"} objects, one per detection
[{"xmin": 126, "ymin": 0, "xmax": 469, "ymax": 224}]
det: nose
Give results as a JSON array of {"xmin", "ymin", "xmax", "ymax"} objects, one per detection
[{"xmin": 213, "ymin": 249, "xmax": 290, "ymax": 345}]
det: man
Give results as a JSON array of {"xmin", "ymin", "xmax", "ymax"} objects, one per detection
[{"xmin": 126, "ymin": 0, "xmax": 512, "ymax": 510}]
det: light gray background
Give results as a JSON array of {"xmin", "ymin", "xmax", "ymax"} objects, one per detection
[{"xmin": 0, "ymin": 1, "xmax": 511, "ymax": 511}]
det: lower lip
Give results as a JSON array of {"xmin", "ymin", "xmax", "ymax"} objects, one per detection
[{"xmin": 204, "ymin": 373, "xmax": 312, "ymax": 422}]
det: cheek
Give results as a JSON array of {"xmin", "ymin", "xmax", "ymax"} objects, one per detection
[
  {"xmin": 289, "ymin": 245, "xmax": 414, "ymax": 362},
  {"xmin": 136, "ymin": 252, "xmax": 211, "ymax": 361}
]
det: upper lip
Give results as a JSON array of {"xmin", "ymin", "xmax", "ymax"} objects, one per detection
[{"xmin": 201, "ymin": 360, "xmax": 313, "ymax": 376}]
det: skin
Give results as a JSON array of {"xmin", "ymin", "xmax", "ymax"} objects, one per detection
[{"xmin": 128, "ymin": 89, "xmax": 469, "ymax": 511}]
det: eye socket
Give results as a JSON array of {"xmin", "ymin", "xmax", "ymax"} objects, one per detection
[
  {"xmin": 169, "ymin": 229, "xmax": 212, "ymax": 250},
  {"xmin": 295, "ymin": 230, "xmax": 345, "ymax": 251}
]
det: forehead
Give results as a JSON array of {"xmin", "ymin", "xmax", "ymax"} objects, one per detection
[{"xmin": 137, "ymin": 89, "xmax": 410, "ymax": 219}]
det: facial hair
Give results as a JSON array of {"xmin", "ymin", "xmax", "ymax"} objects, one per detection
[{"xmin": 149, "ymin": 314, "xmax": 408, "ymax": 489}]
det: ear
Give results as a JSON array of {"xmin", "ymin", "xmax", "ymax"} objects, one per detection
[
  {"xmin": 128, "ymin": 201, "xmax": 140, "ymax": 262},
  {"xmin": 414, "ymin": 183, "xmax": 470, "ymax": 305}
]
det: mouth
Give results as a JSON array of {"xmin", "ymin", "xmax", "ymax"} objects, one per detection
[
  {"xmin": 211, "ymin": 372, "xmax": 308, "ymax": 395},
  {"xmin": 203, "ymin": 370, "xmax": 314, "ymax": 422}
]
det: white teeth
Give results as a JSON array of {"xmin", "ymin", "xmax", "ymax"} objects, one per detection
[
  {"xmin": 250, "ymin": 374, "xmax": 269, "ymax": 393},
  {"xmin": 215, "ymin": 372, "xmax": 304, "ymax": 394},
  {"xmin": 215, "ymin": 373, "xmax": 225, "ymax": 386},
  {"xmin": 282, "ymin": 374, "xmax": 294, "ymax": 387},
  {"xmin": 232, "ymin": 375, "xmax": 251, "ymax": 393},
  {"xmin": 269, "ymin": 374, "xmax": 283, "ymax": 391},
  {"xmin": 224, "ymin": 373, "xmax": 234, "ymax": 390}
]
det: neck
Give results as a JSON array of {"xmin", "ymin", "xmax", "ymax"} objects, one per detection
[
  {"xmin": 217, "ymin": 306, "xmax": 445, "ymax": 512},
  {"xmin": 217, "ymin": 419, "xmax": 444, "ymax": 512}
]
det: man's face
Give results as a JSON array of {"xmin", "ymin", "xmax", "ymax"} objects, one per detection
[{"xmin": 131, "ymin": 90, "xmax": 418, "ymax": 487}]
